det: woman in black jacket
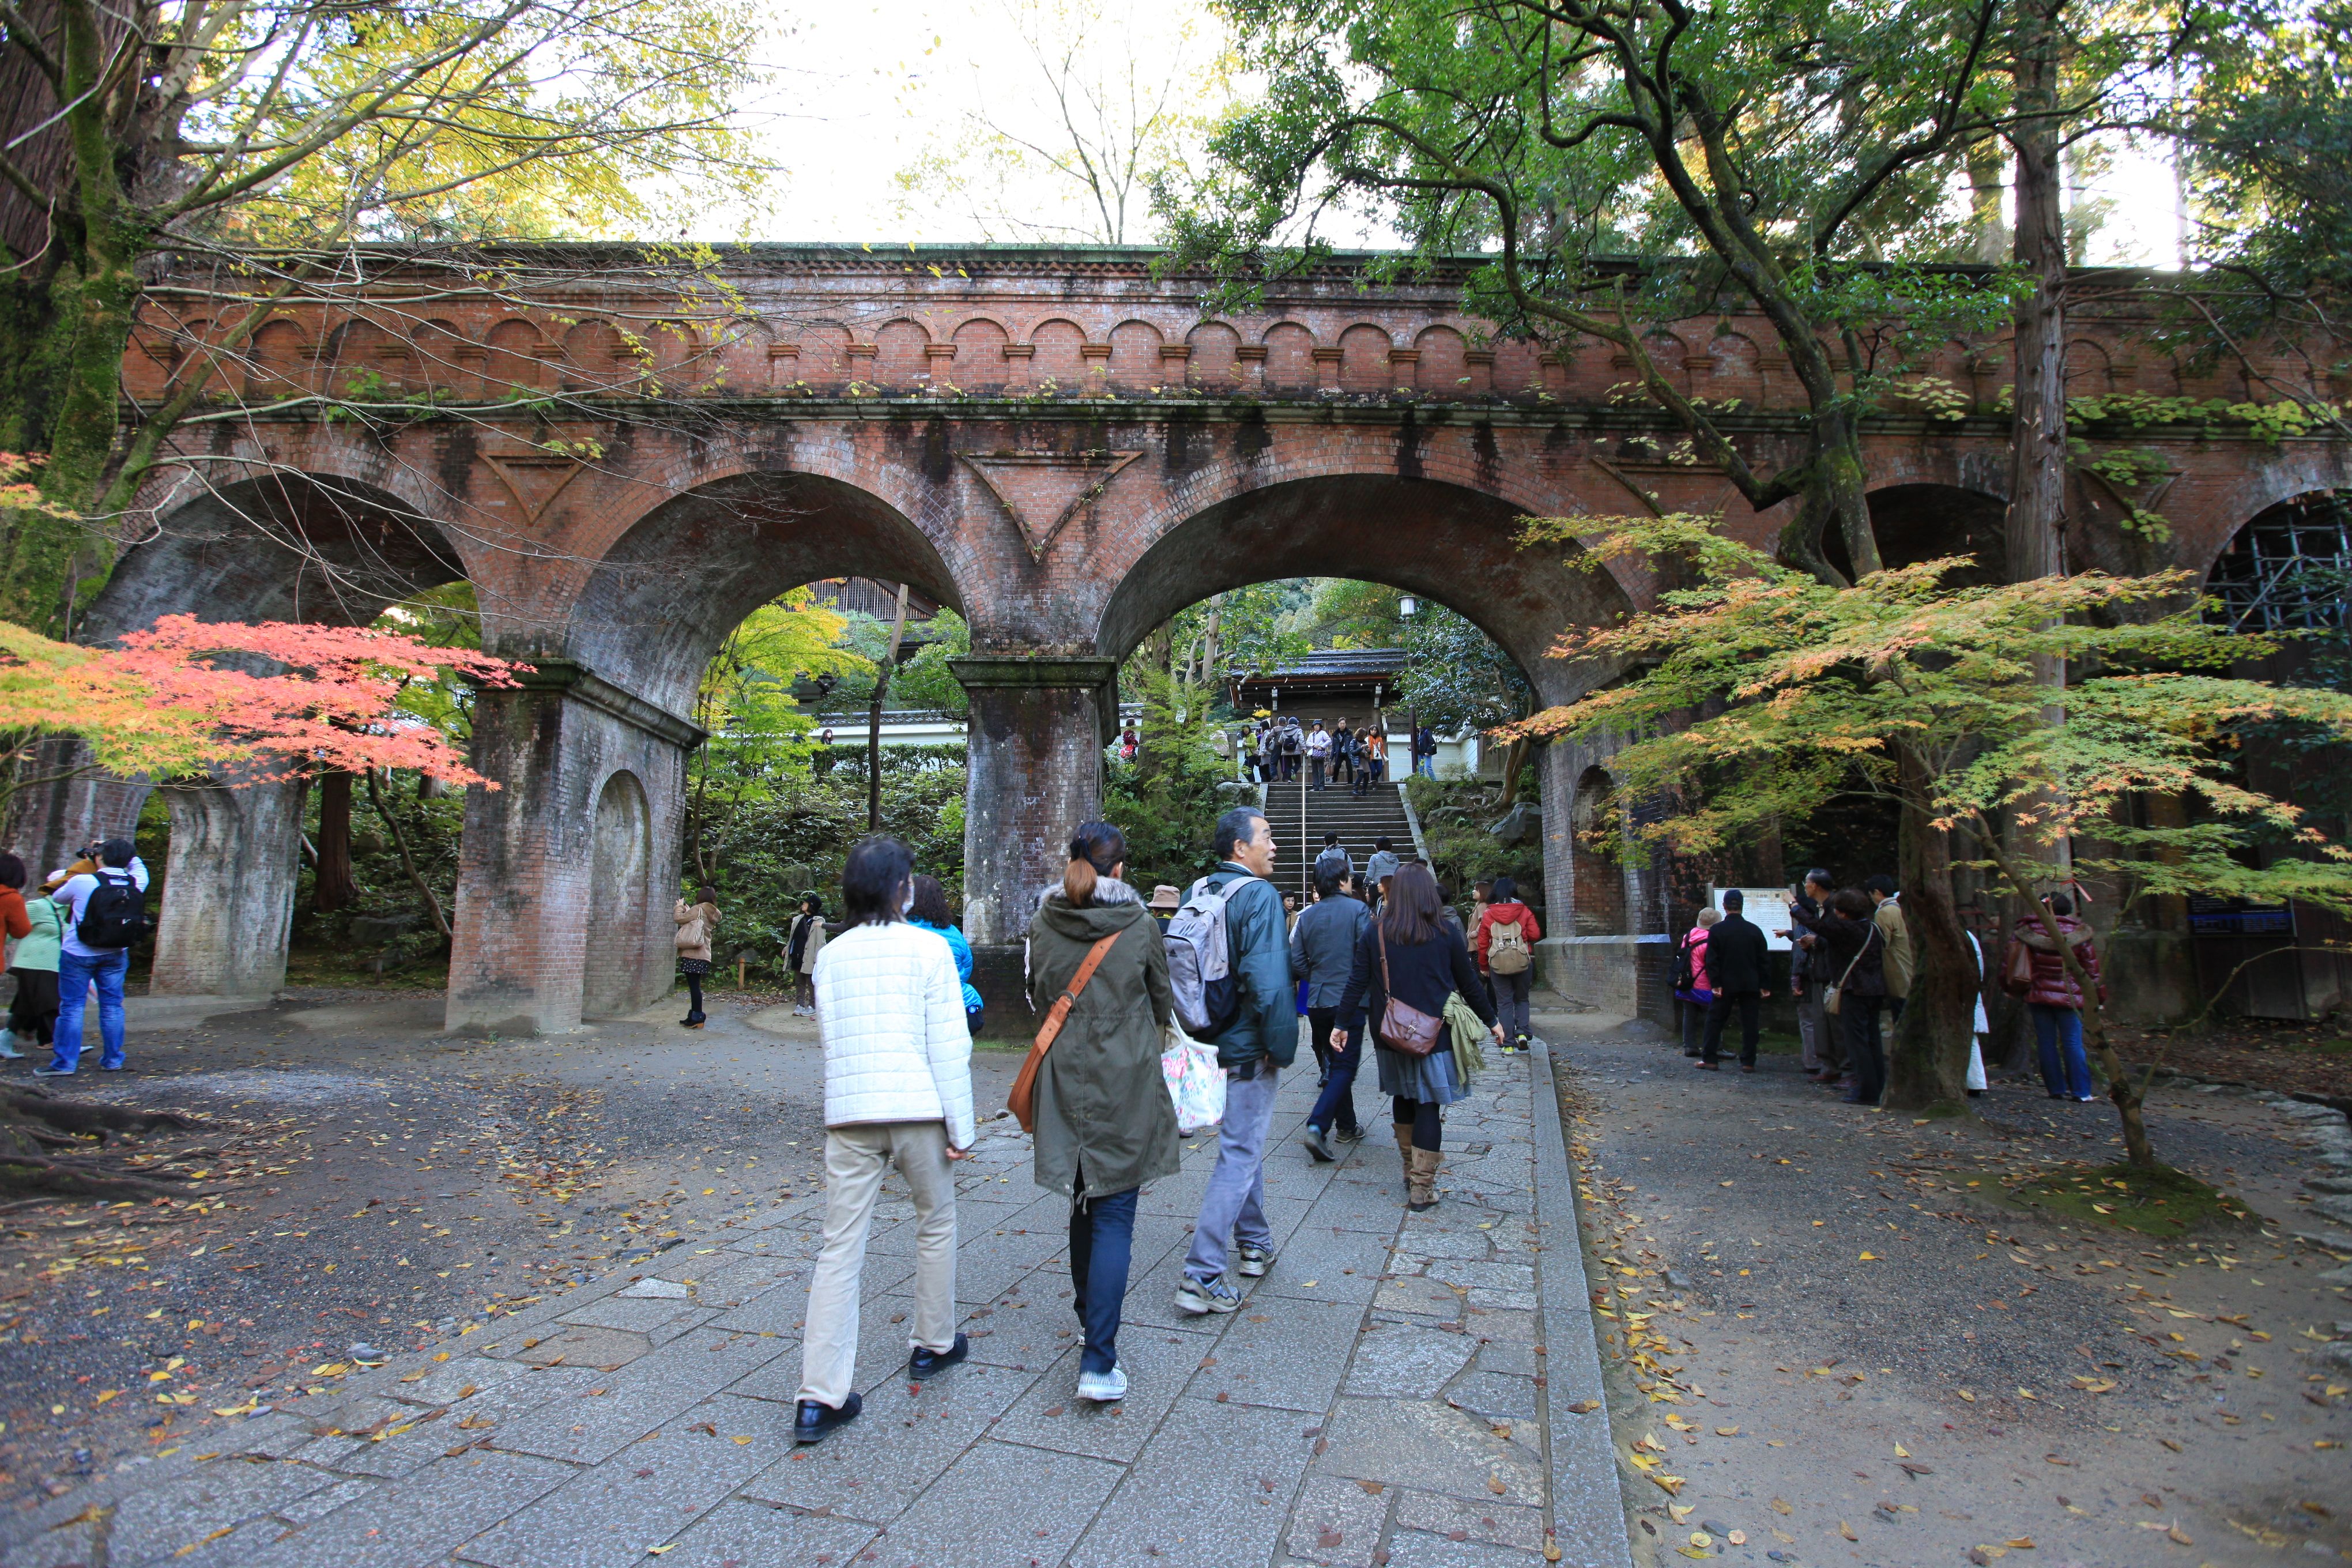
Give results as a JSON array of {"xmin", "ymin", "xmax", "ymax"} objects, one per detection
[
  {"xmin": 1788, "ymin": 888, "xmax": 1887, "ymax": 1105},
  {"xmin": 1335, "ymin": 862, "xmax": 1502, "ymax": 1211}
]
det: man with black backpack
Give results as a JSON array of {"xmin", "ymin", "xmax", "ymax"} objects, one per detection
[
  {"xmin": 1170, "ymin": 805, "xmax": 1294, "ymax": 1316},
  {"xmin": 38, "ymin": 837, "xmax": 149, "ymax": 1076}
]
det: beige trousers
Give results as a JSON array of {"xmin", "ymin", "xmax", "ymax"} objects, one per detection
[{"xmin": 795, "ymin": 1120, "xmax": 958, "ymax": 1408}]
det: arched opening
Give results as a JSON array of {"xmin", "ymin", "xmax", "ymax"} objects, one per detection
[
  {"xmin": 582, "ymin": 770, "xmax": 653, "ymax": 1017},
  {"xmin": 1092, "ymin": 472, "xmax": 1637, "ymax": 950},
  {"xmin": 447, "ymin": 468, "xmax": 978, "ymax": 1033},
  {"xmin": 564, "ymin": 472, "xmax": 964, "ymax": 717},
  {"xmin": 2190, "ymin": 490, "xmax": 2352, "ymax": 1021},
  {"xmin": 1096, "ymin": 474, "xmax": 1627, "ymax": 693},
  {"xmin": 86, "ymin": 472, "xmax": 465, "ymax": 640},
  {"xmin": 1825, "ymin": 483, "xmax": 2008, "ymax": 587},
  {"xmin": 34, "ymin": 473, "xmax": 473, "ymax": 1000},
  {"xmin": 2205, "ymin": 490, "xmax": 2352, "ymax": 636},
  {"xmin": 1570, "ymin": 767, "xmax": 1628, "ymax": 936}
]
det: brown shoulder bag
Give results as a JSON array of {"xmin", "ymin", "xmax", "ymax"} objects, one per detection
[
  {"xmin": 1374, "ymin": 922, "xmax": 1445, "ymax": 1057},
  {"xmin": 1009, "ymin": 931, "xmax": 1121, "ymax": 1133}
]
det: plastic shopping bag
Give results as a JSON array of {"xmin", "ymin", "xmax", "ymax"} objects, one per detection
[{"xmin": 1161, "ymin": 1020, "xmax": 1227, "ymax": 1134}]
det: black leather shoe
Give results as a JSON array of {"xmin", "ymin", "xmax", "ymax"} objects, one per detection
[
  {"xmin": 794, "ymin": 1391, "xmax": 861, "ymax": 1445},
  {"xmin": 908, "ymin": 1332, "xmax": 969, "ymax": 1380}
]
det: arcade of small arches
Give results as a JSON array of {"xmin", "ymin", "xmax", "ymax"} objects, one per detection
[{"xmin": 30, "ymin": 250, "xmax": 2350, "ymax": 1035}]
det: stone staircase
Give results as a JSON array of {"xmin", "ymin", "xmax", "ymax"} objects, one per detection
[{"xmin": 1263, "ymin": 777, "xmax": 1422, "ymax": 901}]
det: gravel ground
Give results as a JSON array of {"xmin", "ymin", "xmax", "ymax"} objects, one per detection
[
  {"xmin": 0, "ymin": 989, "xmax": 845, "ymax": 1512},
  {"xmin": 2106, "ymin": 1020, "xmax": 2352, "ymax": 1103},
  {"xmin": 1541, "ymin": 1005, "xmax": 2351, "ymax": 1568}
]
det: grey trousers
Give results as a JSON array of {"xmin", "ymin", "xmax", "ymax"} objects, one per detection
[
  {"xmin": 1185, "ymin": 1064, "xmax": 1279, "ymax": 1283},
  {"xmin": 796, "ymin": 1121, "xmax": 958, "ymax": 1408},
  {"xmin": 1491, "ymin": 968, "xmax": 1532, "ymax": 1042},
  {"xmin": 1795, "ymin": 990, "xmax": 1838, "ymax": 1073}
]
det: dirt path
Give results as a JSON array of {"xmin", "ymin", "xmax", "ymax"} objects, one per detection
[
  {"xmin": 1540, "ymin": 1005, "xmax": 2351, "ymax": 1568},
  {"xmin": 0, "ymin": 992, "xmax": 859, "ymax": 1511}
]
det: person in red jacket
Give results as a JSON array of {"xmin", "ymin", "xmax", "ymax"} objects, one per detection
[
  {"xmin": 1474, "ymin": 876, "xmax": 1543, "ymax": 1054},
  {"xmin": 2002, "ymin": 892, "xmax": 2106, "ymax": 1102}
]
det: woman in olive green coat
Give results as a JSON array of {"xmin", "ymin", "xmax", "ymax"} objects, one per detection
[{"xmin": 1026, "ymin": 821, "xmax": 1180, "ymax": 1405}]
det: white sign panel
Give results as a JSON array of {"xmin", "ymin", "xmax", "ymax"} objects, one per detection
[{"xmin": 1711, "ymin": 886, "xmax": 1796, "ymax": 952}]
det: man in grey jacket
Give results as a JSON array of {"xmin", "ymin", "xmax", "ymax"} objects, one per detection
[
  {"xmin": 1176, "ymin": 805, "xmax": 1296, "ymax": 1316},
  {"xmin": 1291, "ymin": 871, "xmax": 1370, "ymax": 1159}
]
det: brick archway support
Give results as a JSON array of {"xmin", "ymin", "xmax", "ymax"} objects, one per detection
[{"xmin": 447, "ymin": 661, "xmax": 705, "ymax": 1035}]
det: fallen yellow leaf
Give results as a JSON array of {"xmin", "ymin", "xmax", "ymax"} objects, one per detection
[
  {"xmin": 1770, "ymin": 1499, "xmax": 1792, "ymax": 1516},
  {"xmin": 1894, "ymin": 1442, "xmax": 1910, "ymax": 1458},
  {"xmin": 1839, "ymin": 1520, "xmax": 1859, "ymax": 1541}
]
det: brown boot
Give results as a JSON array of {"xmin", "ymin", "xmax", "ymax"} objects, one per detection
[
  {"xmin": 1407, "ymin": 1146, "xmax": 1442, "ymax": 1212},
  {"xmin": 1394, "ymin": 1123, "xmax": 1415, "ymax": 1196}
]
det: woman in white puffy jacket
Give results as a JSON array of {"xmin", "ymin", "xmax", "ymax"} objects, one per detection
[{"xmin": 792, "ymin": 836, "xmax": 975, "ymax": 1448}]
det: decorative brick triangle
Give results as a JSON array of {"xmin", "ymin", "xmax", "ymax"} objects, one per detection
[
  {"xmin": 483, "ymin": 453, "xmax": 587, "ymax": 525},
  {"xmin": 962, "ymin": 451, "xmax": 1142, "ymax": 561}
]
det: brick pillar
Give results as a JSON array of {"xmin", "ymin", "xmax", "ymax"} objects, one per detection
[
  {"xmin": 149, "ymin": 775, "xmax": 306, "ymax": 997},
  {"xmin": 446, "ymin": 661, "xmax": 702, "ymax": 1036},
  {"xmin": 951, "ymin": 655, "xmax": 1117, "ymax": 1023},
  {"xmin": 5, "ymin": 739, "xmax": 149, "ymax": 876}
]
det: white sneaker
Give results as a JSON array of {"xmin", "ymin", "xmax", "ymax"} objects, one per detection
[{"xmin": 1076, "ymin": 1365, "xmax": 1127, "ymax": 1403}]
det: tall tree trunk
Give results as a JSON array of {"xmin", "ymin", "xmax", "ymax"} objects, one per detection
[
  {"xmin": 1883, "ymin": 746, "xmax": 1978, "ymax": 1111},
  {"xmin": 866, "ymin": 582, "xmax": 909, "ymax": 834},
  {"xmin": 2006, "ymin": 0, "xmax": 2069, "ymax": 590},
  {"xmin": 364, "ymin": 767, "xmax": 448, "ymax": 943},
  {"xmin": 312, "ymin": 771, "xmax": 355, "ymax": 912},
  {"xmin": 1966, "ymin": 139, "xmax": 2012, "ymax": 263}
]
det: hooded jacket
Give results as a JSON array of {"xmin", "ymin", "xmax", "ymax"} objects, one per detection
[
  {"xmin": 2004, "ymin": 914, "xmax": 2105, "ymax": 1010},
  {"xmin": 1024, "ymin": 878, "xmax": 1182, "ymax": 1197}
]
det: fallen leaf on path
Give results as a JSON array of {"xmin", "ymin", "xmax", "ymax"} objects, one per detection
[
  {"xmin": 1838, "ymin": 1520, "xmax": 1858, "ymax": 1541},
  {"xmin": 1769, "ymin": 1499, "xmax": 1792, "ymax": 1516}
]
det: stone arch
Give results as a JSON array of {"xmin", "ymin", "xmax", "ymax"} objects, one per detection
[
  {"xmin": 1570, "ymin": 766, "xmax": 1629, "ymax": 936},
  {"xmin": 1186, "ymin": 322, "xmax": 1241, "ymax": 390},
  {"xmin": 484, "ymin": 318, "xmax": 553, "ymax": 394},
  {"xmin": 91, "ymin": 470, "xmax": 468, "ymax": 640},
  {"xmin": 1030, "ymin": 318, "xmax": 1087, "ymax": 390},
  {"xmin": 952, "ymin": 317, "xmax": 1012, "ymax": 390},
  {"xmin": 1339, "ymin": 323, "xmax": 1393, "ymax": 393},
  {"xmin": 582, "ymin": 769, "xmax": 654, "ymax": 1017},
  {"xmin": 1823, "ymin": 482, "xmax": 2010, "ymax": 586},
  {"xmin": 2065, "ymin": 338, "xmax": 2113, "ymax": 396},
  {"xmin": 1412, "ymin": 325, "xmax": 1467, "ymax": 397},
  {"xmin": 2203, "ymin": 489, "xmax": 2352, "ymax": 634},
  {"xmin": 247, "ymin": 319, "xmax": 314, "ymax": 395},
  {"xmin": 1108, "ymin": 319, "xmax": 1164, "ymax": 390},
  {"xmin": 1261, "ymin": 322, "xmax": 1317, "ymax": 395},
  {"xmin": 46, "ymin": 471, "xmax": 472, "ymax": 999},
  {"xmin": 875, "ymin": 318, "xmax": 932, "ymax": 387},
  {"xmin": 1701, "ymin": 330, "xmax": 1762, "ymax": 404},
  {"xmin": 410, "ymin": 318, "xmax": 473, "ymax": 394},
  {"xmin": 563, "ymin": 470, "xmax": 967, "ymax": 718},
  {"xmin": 1094, "ymin": 472, "xmax": 1625, "ymax": 699}
]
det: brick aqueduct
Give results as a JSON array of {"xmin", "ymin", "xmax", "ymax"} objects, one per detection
[{"xmin": 32, "ymin": 245, "xmax": 2351, "ymax": 1031}]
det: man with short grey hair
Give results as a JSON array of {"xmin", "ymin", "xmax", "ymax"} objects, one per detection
[{"xmin": 1175, "ymin": 806, "xmax": 1294, "ymax": 1317}]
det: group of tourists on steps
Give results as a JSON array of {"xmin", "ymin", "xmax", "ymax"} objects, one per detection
[{"xmin": 782, "ymin": 802, "xmax": 1513, "ymax": 1446}]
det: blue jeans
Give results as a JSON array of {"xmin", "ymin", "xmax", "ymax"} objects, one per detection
[
  {"xmin": 52, "ymin": 948, "xmax": 129, "ymax": 1072},
  {"xmin": 1306, "ymin": 1008, "xmax": 1360, "ymax": 1134},
  {"xmin": 2032, "ymin": 1004, "xmax": 2093, "ymax": 1098},
  {"xmin": 1069, "ymin": 1186, "xmax": 1138, "ymax": 1375},
  {"xmin": 1415, "ymin": 755, "xmax": 1435, "ymax": 778},
  {"xmin": 1185, "ymin": 1063, "xmax": 1279, "ymax": 1284}
]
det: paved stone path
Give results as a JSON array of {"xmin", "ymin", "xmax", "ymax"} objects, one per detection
[{"xmin": 2, "ymin": 1034, "xmax": 1630, "ymax": 1568}]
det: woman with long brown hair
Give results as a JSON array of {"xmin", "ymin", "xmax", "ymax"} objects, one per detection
[{"xmin": 1334, "ymin": 861, "xmax": 1501, "ymax": 1211}]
